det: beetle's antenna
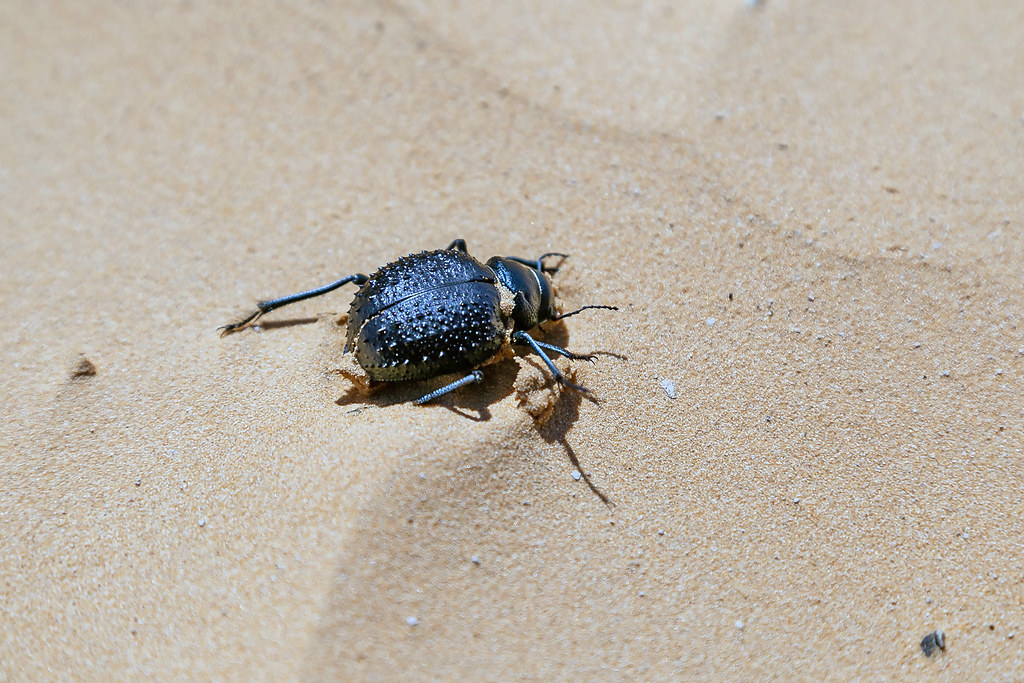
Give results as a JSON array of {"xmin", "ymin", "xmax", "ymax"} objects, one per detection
[{"xmin": 550, "ymin": 304, "xmax": 618, "ymax": 322}]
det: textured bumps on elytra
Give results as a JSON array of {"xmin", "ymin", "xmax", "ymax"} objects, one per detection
[{"xmin": 346, "ymin": 249, "xmax": 510, "ymax": 382}]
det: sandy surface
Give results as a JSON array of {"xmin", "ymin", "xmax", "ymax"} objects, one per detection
[{"xmin": 3, "ymin": 0, "xmax": 1023, "ymax": 679}]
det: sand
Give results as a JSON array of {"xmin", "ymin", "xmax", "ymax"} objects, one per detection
[{"xmin": 2, "ymin": 0, "xmax": 1022, "ymax": 679}]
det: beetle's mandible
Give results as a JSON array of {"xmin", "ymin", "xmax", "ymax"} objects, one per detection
[{"xmin": 221, "ymin": 239, "xmax": 617, "ymax": 405}]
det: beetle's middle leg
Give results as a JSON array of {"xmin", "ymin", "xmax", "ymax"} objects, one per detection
[
  {"xmin": 220, "ymin": 273, "xmax": 369, "ymax": 335},
  {"xmin": 512, "ymin": 330, "xmax": 589, "ymax": 393},
  {"xmin": 413, "ymin": 370, "xmax": 484, "ymax": 405}
]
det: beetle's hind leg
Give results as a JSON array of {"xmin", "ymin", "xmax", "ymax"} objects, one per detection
[
  {"xmin": 413, "ymin": 370, "xmax": 484, "ymax": 405},
  {"xmin": 512, "ymin": 331, "xmax": 589, "ymax": 393},
  {"xmin": 220, "ymin": 273, "xmax": 369, "ymax": 335}
]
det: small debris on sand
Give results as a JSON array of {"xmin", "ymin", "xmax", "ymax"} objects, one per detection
[
  {"xmin": 70, "ymin": 355, "xmax": 97, "ymax": 379},
  {"xmin": 921, "ymin": 630, "xmax": 946, "ymax": 657},
  {"xmin": 659, "ymin": 379, "xmax": 676, "ymax": 399}
]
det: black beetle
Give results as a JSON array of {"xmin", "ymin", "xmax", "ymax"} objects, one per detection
[{"xmin": 221, "ymin": 239, "xmax": 616, "ymax": 405}]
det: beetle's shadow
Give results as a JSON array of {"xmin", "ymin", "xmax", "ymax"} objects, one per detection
[
  {"xmin": 532, "ymin": 319, "xmax": 569, "ymax": 347},
  {"xmin": 535, "ymin": 380, "xmax": 612, "ymax": 506},
  {"xmin": 334, "ymin": 321, "xmax": 614, "ymax": 505},
  {"xmin": 521, "ymin": 322, "xmax": 614, "ymax": 505},
  {"xmin": 250, "ymin": 317, "xmax": 321, "ymax": 332}
]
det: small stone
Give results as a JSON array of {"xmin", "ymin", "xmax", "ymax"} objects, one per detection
[
  {"xmin": 921, "ymin": 630, "xmax": 946, "ymax": 657},
  {"xmin": 70, "ymin": 355, "xmax": 97, "ymax": 379},
  {"xmin": 406, "ymin": 616, "xmax": 419, "ymax": 627},
  {"xmin": 198, "ymin": 517, "xmax": 207, "ymax": 527},
  {"xmin": 570, "ymin": 470, "xmax": 582, "ymax": 481},
  {"xmin": 706, "ymin": 317, "xmax": 717, "ymax": 326},
  {"xmin": 471, "ymin": 555, "xmax": 482, "ymax": 565},
  {"xmin": 659, "ymin": 379, "xmax": 677, "ymax": 399},
  {"xmin": 735, "ymin": 620, "xmax": 745, "ymax": 630}
]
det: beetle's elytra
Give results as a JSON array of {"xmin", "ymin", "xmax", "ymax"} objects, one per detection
[{"xmin": 221, "ymin": 239, "xmax": 616, "ymax": 405}]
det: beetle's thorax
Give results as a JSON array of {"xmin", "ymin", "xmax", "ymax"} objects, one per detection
[{"xmin": 486, "ymin": 257, "xmax": 556, "ymax": 330}]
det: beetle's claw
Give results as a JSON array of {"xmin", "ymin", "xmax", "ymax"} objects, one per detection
[
  {"xmin": 557, "ymin": 376, "xmax": 590, "ymax": 394},
  {"xmin": 538, "ymin": 252, "xmax": 569, "ymax": 273},
  {"xmin": 219, "ymin": 310, "xmax": 263, "ymax": 336}
]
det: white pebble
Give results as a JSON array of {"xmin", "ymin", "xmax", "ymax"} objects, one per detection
[
  {"xmin": 406, "ymin": 616, "xmax": 419, "ymax": 627},
  {"xmin": 706, "ymin": 317, "xmax": 717, "ymax": 326},
  {"xmin": 659, "ymin": 379, "xmax": 677, "ymax": 399},
  {"xmin": 570, "ymin": 470, "xmax": 582, "ymax": 481},
  {"xmin": 735, "ymin": 620, "xmax": 745, "ymax": 629}
]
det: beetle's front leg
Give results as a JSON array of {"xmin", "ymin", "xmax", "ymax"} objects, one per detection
[
  {"xmin": 529, "ymin": 339, "xmax": 596, "ymax": 363},
  {"xmin": 505, "ymin": 252, "xmax": 568, "ymax": 273}
]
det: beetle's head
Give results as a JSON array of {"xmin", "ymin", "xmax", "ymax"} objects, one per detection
[{"xmin": 486, "ymin": 256, "xmax": 556, "ymax": 330}]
